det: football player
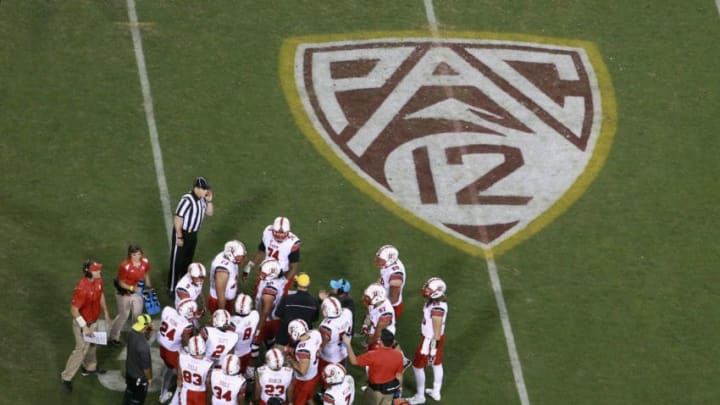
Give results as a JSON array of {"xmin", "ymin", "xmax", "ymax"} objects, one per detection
[
  {"xmin": 406, "ymin": 277, "xmax": 448, "ymax": 405},
  {"xmin": 251, "ymin": 259, "xmax": 287, "ymax": 361},
  {"xmin": 201, "ymin": 309, "xmax": 239, "ymax": 367},
  {"xmin": 285, "ymin": 319, "xmax": 323, "ymax": 405},
  {"xmin": 175, "ymin": 262, "xmax": 206, "ymax": 308},
  {"xmin": 158, "ymin": 299, "xmax": 198, "ymax": 403},
  {"xmin": 208, "ymin": 240, "xmax": 247, "ymax": 313},
  {"xmin": 254, "ymin": 348, "xmax": 294, "ymax": 405},
  {"xmin": 362, "ymin": 283, "xmax": 396, "ymax": 349},
  {"xmin": 172, "ymin": 336, "xmax": 213, "ymax": 405},
  {"xmin": 321, "ymin": 363, "xmax": 355, "ymax": 405},
  {"xmin": 243, "ymin": 216, "xmax": 301, "ymax": 295},
  {"xmin": 318, "ymin": 297, "xmax": 353, "ymax": 375},
  {"xmin": 208, "ymin": 354, "xmax": 247, "ymax": 405},
  {"xmin": 230, "ymin": 294, "xmax": 260, "ymax": 379},
  {"xmin": 374, "ymin": 245, "xmax": 407, "ymax": 320}
]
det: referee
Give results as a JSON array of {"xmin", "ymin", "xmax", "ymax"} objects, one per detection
[{"xmin": 167, "ymin": 176, "xmax": 214, "ymax": 296}]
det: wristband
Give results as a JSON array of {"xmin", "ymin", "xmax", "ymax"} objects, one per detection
[
  {"xmin": 243, "ymin": 261, "xmax": 255, "ymax": 274},
  {"xmin": 75, "ymin": 316, "xmax": 87, "ymax": 328}
]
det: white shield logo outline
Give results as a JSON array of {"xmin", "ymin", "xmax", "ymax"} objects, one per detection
[{"xmin": 280, "ymin": 32, "xmax": 617, "ymax": 258}]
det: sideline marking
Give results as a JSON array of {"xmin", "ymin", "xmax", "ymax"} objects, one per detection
[
  {"xmin": 422, "ymin": 1, "xmax": 530, "ymax": 404},
  {"xmin": 717, "ymin": 0, "xmax": 720, "ymax": 17},
  {"xmin": 126, "ymin": 0, "xmax": 173, "ymax": 245}
]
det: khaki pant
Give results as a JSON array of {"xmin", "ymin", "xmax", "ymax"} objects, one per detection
[
  {"xmin": 110, "ymin": 293, "xmax": 143, "ymax": 341},
  {"xmin": 363, "ymin": 388, "xmax": 394, "ymax": 405},
  {"xmin": 61, "ymin": 319, "xmax": 99, "ymax": 381}
]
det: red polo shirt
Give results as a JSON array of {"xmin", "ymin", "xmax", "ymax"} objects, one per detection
[
  {"xmin": 356, "ymin": 346, "xmax": 403, "ymax": 385},
  {"xmin": 117, "ymin": 257, "xmax": 151, "ymax": 287},
  {"xmin": 71, "ymin": 277, "xmax": 104, "ymax": 323}
]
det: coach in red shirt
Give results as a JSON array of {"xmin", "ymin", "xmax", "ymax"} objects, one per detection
[
  {"xmin": 61, "ymin": 259, "xmax": 112, "ymax": 393},
  {"xmin": 343, "ymin": 329, "xmax": 404, "ymax": 404}
]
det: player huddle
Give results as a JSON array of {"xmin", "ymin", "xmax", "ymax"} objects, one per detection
[{"xmin": 155, "ymin": 216, "xmax": 448, "ymax": 405}]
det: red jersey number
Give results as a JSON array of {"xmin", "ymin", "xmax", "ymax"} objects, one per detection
[
  {"xmin": 211, "ymin": 344, "xmax": 226, "ymax": 359},
  {"xmin": 212, "ymin": 385, "xmax": 233, "ymax": 401},
  {"xmin": 264, "ymin": 384, "xmax": 285, "ymax": 396},
  {"xmin": 182, "ymin": 370, "xmax": 203, "ymax": 385},
  {"xmin": 159, "ymin": 321, "xmax": 176, "ymax": 342}
]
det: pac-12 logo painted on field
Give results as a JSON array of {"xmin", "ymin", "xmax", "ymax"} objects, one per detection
[{"xmin": 280, "ymin": 32, "xmax": 616, "ymax": 257}]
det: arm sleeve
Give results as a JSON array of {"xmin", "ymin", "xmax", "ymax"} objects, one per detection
[{"xmin": 288, "ymin": 248, "xmax": 300, "ymax": 263}]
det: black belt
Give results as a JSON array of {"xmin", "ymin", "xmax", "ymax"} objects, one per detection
[
  {"xmin": 368, "ymin": 379, "xmax": 400, "ymax": 394},
  {"xmin": 182, "ymin": 229, "xmax": 196, "ymax": 234}
]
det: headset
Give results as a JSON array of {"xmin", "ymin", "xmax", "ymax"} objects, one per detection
[{"xmin": 82, "ymin": 259, "xmax": 92, "ymax": 278}]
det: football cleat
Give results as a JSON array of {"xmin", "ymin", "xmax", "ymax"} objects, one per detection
[
  {"xmin": 425, "ymin": 389, "xmax": 441, "ymax": 401},
  {"xmin": 406, "ymin": 393, "xmax": 426, "ymax": 404}
]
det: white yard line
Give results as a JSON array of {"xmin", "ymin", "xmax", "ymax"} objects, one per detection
[
  {"xmin": 421, "ymin": 1, "xmax": 531, "ymax": 404},
  {"xmin": 126, "ymin": 0, "xmax": 173, "ymax": 248},
  {"xmin": 487, "ymin": 258, "xmax": 531, "ymax": 405},
  {"xmin": 716, "ymin": 0, "xmax": 720, "ymax": 17}
]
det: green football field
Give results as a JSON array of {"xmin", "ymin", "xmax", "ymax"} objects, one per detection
[{"xmin": 1, "ymin": 1, "xmax": 719, "ymax": 404}]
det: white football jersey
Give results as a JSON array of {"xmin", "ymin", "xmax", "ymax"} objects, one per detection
[
  {"xmin": 208, "ymin": 368, "xmax": 247, "ymax": 405},
  {"xmin": 319, "ymin": 310, "xmax": 352, "ymax": 363},
  {"xmin": 174, "ymin": 273, "xmax": 204, "ymax": 307},
  {"xmin": 158, "ymin": 306, "xmax": 193, "ymax": 352},
  {"xmin": 379, "ymin": 259, "xmax": 406, "ymax": 306},
  {"xmin": 255, "ymin": 277, "xmax": 288, "ymax": 320},
  {"xmin": 202, "ymin": 327, "xmax": 239, "ymax": 365},
  {"xmin": 421, "ymin": 300, "xmax": 448, "ymax": 338},
  {"xmin": 294, "ymin": 330, "xmax": 323, "ymax": 381},
  {"xmin": 323, "ymin": 375, "xmax": 355, "ymax": 405},
  {"xmin": 261, "ymin": 225, "xmax": 301, "ymax": 274},
  {"xmin": 230, "ymin": 311, "xmax": 260, "ymax": 356},
  {"xmin": 368, "ymin": 298, "xmax": 396, "ymax": 336},
  {"xmin": 177, "ymin": 353, "xmax": 213, "ymax": 394},
  {"xmin": 257, "ymin": 365, "xmax": 294, "ymax": 403},
  {"xmin": 209, "ymin": 251, "xmax": 240, "ymax": 301}
]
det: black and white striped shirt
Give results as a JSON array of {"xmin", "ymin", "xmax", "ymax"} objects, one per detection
[{"xmin": 175, "ymin": 193, "xmax": 207, "ymax": 232}]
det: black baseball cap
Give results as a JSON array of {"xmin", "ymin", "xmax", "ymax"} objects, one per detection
[{"xmin": 193, "ymin": 176, "xmax": 210, "ymax": 189}]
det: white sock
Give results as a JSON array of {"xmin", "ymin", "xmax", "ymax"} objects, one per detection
[
  {"xmin": 413, "ymin": 366, "xmax": 426, "ymax": 396},
  {"xmin": 432, "ymin": 364, "xmax": 444, "ymax": 393}
]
